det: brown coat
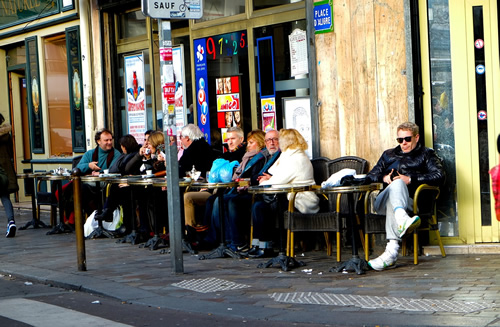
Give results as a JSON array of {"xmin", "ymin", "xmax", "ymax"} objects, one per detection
[{"xmin": 0, "ymin": 122, "xmax": 19, "ymax": 195}]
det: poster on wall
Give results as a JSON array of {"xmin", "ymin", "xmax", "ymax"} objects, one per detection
[
  {"xmin": 124, "ymin": 54, "xmax": 146, "ymax": 143},
  {"xmin": 173, "ymin": 45, "xmax": 187, "ymax": 150},
  {"xmin": 194, "ymin": 38, "xmax": 211, "ymax": 143},
  {"xmin": 216, "ymin": 76, "xmax": 241, "ymax": 129},
  {"xmin": 283, "ymin": 97, "xmax": 312, "ymax": 159},
  {"xmin": 261, "ymin": 97, "xmax": 276, "ymax": 132},
  {"xmin": 289, "ymin": 28, "xmax": 309, "ymax": 77}
]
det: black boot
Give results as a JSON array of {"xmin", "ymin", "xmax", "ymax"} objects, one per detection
[{"xmin": 95, "ymin": 208, "xmax": 114, "ymax": 222}]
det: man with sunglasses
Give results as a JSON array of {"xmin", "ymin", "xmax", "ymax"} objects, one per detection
[{"xmin": 366, "ymin": 122, "xmax": 445, "ymax": 271}]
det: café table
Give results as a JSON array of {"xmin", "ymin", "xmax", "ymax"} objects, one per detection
[
  {"xmin": 191, "ymin": 180, "xmax": 239, "ymax": 260},
  {"xmin": 80, "ymin": 174, "xmax": 122, "ymax": 239},
  {"xmin": 16, "ymin": 172, "xmax": 51, "ymax": 230},
  {"xmin": 248, "ymin": 183, "xmax": 313, "ymax": 271},
  {"xmin": 319, "ymin": 183, "xmax": 383, "ymax": 275}
]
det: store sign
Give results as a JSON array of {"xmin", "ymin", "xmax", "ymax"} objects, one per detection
[
  {"xmin": 194, "ymin": 38, "xmax": 211, "ymax": 143},
  {"xmin": 141, "ymin": 0, "xmax": 203, "ymax": 19},
  {"xmin": 0, "ymin": 0, "xmax": 61, "ymax": 29},
  {"xmin": 313, "ymin": 0, "xmax": 334, "ymax": 34}
]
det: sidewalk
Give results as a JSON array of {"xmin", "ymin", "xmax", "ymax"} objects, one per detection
[{"xmin": 0, "ymin": 206, "xmax": 499, "ymax": 327}]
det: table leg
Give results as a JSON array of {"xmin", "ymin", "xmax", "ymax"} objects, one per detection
[
  {"xmin": 199, "ymin": 190, "xmax": 241, "ymax": 260},
  {"xmin": 330, "ymin": 192, "xmax": 368, "ymax": 275},
  {"xmin": 257, "ymin": 193, "xmax": 305, "ymax": 271},
  {"xmin": 20, "ymin": 177, "xmax": 49, "ymax": 230}
]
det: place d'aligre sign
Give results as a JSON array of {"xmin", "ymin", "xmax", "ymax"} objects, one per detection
[{"xmin": 141, "ymin": 0, "xmax": 203, "ymax": 19}]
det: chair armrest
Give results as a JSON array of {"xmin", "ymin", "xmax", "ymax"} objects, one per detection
[{"xmin": 413, "ymin": 184, "xmax": 440, "ymax": 215}]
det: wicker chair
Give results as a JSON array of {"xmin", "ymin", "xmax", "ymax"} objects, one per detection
[
  {"xmin": 364, "ymin": 184, "xmax": 446, "ymax": 264},
  {"xmin": 285, "ymin": 156, "xmax": 368, "ymax": 262}
]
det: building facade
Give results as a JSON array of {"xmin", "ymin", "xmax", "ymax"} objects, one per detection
[{"xmin": 0, "ymin": 0, "xmax": 499, "ymax": 248}]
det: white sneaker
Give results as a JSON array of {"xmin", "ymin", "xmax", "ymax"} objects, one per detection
[
  {"xmin": 6, "ymin": 220, "xmax": 16, "ymax": 238},
  {"xmin": 398, "ymin": 215, "xmax": 421, "ymax": 238},
  {"xmin": 368, "ymin": 243, "xmax": 399, "ymax": 271}
]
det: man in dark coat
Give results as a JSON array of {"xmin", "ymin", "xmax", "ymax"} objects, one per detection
[
  {"xmin": 178, "ymin": 124, "xmax": 215, "ymax": 178},
  {"xmin": 365, "ymin": 122, "xmax": 445, "ymax": 271}
]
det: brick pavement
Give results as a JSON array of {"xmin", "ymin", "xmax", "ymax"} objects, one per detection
[{"xmin": 0, "ymin": 206, "xmax": 499, "ymax": 327}]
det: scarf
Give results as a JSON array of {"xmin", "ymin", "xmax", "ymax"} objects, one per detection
[{"xmin": 91, "ymin": 145, "xmax": 115, "ymax": 168}]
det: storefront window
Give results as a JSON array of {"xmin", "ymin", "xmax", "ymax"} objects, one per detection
[
  {"xmin": 427, "ymin": 0, "xmax": 458, "ymax": 236},
  {"xmin": 118, "ymin": 10, "xmax": 147, "ymax": 39},
  {"xmin": 43, "ymin": 34, "xmax": 72, "ymax": 157},
  {"xmin": 254, "ymin": 21, "xmax": 309, "ymax": 147},
  {"xmin": 198, "ymin": 0, "xmax": 245, "ymax": 22},
  {"xmin": 193, "ymin": 31, "xmax": 249, "ymax": 150},
  {"xmin": 253, "ymin": 0, "xmax": 304, "ymax": 11}
]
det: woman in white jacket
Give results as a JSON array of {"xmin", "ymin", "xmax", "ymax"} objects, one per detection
[{"xmin": 247, "ymin": 128, "xmax": 319, "ymax": 258}]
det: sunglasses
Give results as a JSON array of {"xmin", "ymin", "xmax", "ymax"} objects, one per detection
[{"xmin": 396, "ymin": 136, "xmax": 413, "ymax": 144}]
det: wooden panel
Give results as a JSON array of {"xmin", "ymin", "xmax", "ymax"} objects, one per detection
[{"xmin": 316, "ymin": 0, "xmax": 408, "ymax": 170}]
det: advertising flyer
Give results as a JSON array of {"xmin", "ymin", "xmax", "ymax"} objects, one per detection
[
  {"xmin": 194, "ymin": 38, "xmax": 211, "ymax": 143},
  {"xmin": 124, "ymin": 54, "xmax": 146, "ymax": 143},
  {"xmin": 261, "ymin": 97, "xmax": 276, "ymax": 131}
]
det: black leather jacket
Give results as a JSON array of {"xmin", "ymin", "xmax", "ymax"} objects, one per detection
[{"xmin": 366, "ymin": 143, "xmax": 445, "ymax": 197}]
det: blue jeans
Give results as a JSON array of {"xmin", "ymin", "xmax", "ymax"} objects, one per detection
[
  {"xmin": 204, "ymin": 191, "xmax": 253, "ymax": 246},
  {"xmin": 1, "ymin": 194, "xmax": 14, "ymax": 223}
]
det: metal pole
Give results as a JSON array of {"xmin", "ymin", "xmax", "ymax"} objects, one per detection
[
  {"xmin": 158, "ymin": 19, "xmax": 184, "ymax": 274},
  {"xmin": 72, "ymin": 168, "xmax": 86, "ymax": 271}
]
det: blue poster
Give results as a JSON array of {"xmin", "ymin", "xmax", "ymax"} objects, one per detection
[{"xmin": 194, "ymin": 38, "xmax": 211, "ymax": 143}]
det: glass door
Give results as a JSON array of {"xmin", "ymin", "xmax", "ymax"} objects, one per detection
[{"xmin": 421, "ymin": 0, "xmax": 500, "ymax": 243}]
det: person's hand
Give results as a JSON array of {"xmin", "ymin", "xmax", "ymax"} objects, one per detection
[
  {"xmin": 257, "ymin": 173, "xmax": 272, "ymax": 183},
  {"xmin": 89, "ymin": 161, "xmax": 100, "ymax": 171},
  {"xmin": 383, "ymin": 169, "xmax": 393, "ymax": 184},
  {"xmin": 91, "ymin": 171, "xmax": 100, "ymax": 176},
  {"xmin": 392, "ymin": 171, "xmax": 411, "ymax": 185}
]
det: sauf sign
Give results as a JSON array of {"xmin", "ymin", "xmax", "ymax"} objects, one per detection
[{"xmin": 141, "ymin": 0, "xmax": 203, "ymax": 19}]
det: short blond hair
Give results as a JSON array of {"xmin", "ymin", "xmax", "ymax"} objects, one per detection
[
  {"xmin": 397, "ymin": 122, "xmax": 419, "ymax": 136},
  {"xmin": 247, "ymin": 129, "xmax": 266, "ymax": 151},
  {"xmin": 279, "ymin": 128, "xmax": 308, "ymax": 151}
]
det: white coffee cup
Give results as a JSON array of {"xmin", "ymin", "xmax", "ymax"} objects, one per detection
[
  {"xmin": 103, "ymin": 169, "xmax": 109, "ymax": 175},
  {"xmin": 146, "ymin": 170, "xmax": 153, "ymax": 176}
]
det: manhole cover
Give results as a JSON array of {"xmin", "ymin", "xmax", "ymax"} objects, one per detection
[
  {"xmin": 270, "ymin": 292, "xmax": 495, "ymax": 313},
  {"xmin": 172, "ymin": 277, "xmax": 250, "ymax": 293}
]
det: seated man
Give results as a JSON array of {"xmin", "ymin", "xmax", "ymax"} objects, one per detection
[
  {"xmin": 365, "ymin": 121, "xmax": 445, "ymax": 271},
  {"xmin": 178, "ymin": 124, "xmax": 215, "ymax": 179},
  {"xmin": 77, "ymin": 128, "xmax": 121, "ymax": 176},
  {"xmin": 184, "ymin": 127, "xmax": 246, "ymax": 229},
  {"xmin": 76, "ymin": 128, "xmax": 121, "ymax": 216},
  {"xmin": 223, "ymin": 129, "xmax": 281, "ymax": 252}
]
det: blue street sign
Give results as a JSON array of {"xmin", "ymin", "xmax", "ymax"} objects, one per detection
[{"xmin": 314, "ymin": 1, "xmax": 333, "ymax": 34}]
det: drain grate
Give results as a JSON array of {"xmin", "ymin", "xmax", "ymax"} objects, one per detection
[
  {"xmin": 270, "ymin": 292, "xmax": 495, "ymax": 313},
  {"xmin": 172, "ymin": 277, "xmax": 251, "ymax": 293}
]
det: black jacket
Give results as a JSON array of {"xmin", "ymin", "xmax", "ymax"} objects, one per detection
[
  {"xmin": 178, "ymin": 138, "xmax": 215, "ymax": 178},
  {"xmin": 109, "ymin": 150, "xmax": 142, "ymax": 175},
  {"xmin": 366, "ymin": 143, "xmax": 445, "ymax": 197}
]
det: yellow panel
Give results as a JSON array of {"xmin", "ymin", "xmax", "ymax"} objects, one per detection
[{"xmin": 449, "ymin": 1, "xmax": 476, "ymax": 244}]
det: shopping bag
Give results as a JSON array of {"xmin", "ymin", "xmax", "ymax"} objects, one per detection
[
  {"xmin": 103, "ymin": 206, "xmax": 123, "ymax": 231},
  {"xmin": 489, "ymin": 164, "xmax": 500, "ymax": 221}
]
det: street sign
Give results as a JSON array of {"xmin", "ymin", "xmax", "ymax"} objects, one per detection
[{"xmin": 141, "ymin": 0, "xmax": 203, "ymax": 19}]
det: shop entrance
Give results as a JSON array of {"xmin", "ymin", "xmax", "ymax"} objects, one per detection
[
  {"xmin": 421, "ymin": 0, "xmax": 500, "ymax": 243},
  {"xmin": 8, "ymin": 70, "xmax": 31, "ymax": 201}
]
